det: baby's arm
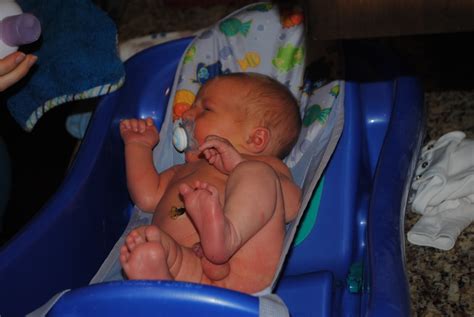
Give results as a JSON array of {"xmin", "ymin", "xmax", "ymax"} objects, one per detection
[{"xmin": 120, "ymin": 118, "xmax": 175, "ymax": 212}]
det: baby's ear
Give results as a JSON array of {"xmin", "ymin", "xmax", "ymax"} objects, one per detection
[{"xmin": 247, "ymin": 127, "xmax": 270, "ymax": 154}]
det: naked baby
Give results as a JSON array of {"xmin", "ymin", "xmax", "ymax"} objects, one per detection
[{"xmin": 119, "ymin": 72, "xmax": 302, "ymax": 294}]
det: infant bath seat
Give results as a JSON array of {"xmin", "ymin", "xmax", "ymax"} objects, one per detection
[{"xmin": 0, "ymin": 3, "xmax": 424, "ymax": 317}]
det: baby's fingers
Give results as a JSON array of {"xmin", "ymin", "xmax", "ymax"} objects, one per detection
[
  {"xmin": 120, "ymin": 119, "xmax": 129, "ymax": 130},
  {"xmin": 145, "ymin": 117, "xmax": 154, "ymax": 127},
  {"xmin": 199, "ymin": 137, "xmax": 230, "ymax": 153},
  {"xmin": 126, "ymin": 118, "xmax": 147, "ymax": 133},
  {"xmin": 145, "ymin": 119, "xmax": 159, "ymax": 134},
  {"xmin": 120, "ymin": 118, "xmax": 149, "ymax": 132},
  {"xmin": 137, "ymin": 120, "xmax": 147, "ymax": 133},
  {"xmin": 202, "ymin": 148, "xmax": 217, "ymax": 160},
  {"xmin": 120, "ymin": 119, "xmax": 132, "ymax": 131}
]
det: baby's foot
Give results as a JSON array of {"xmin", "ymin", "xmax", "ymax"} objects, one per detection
[
  {"xmin": 120, "ymin": 226, "xmax": 172, "ymax": 280},
  {"xmin": 179, "ymin": 181, "xmax": 228, "ymax": 263},
  {"xmin": 121, "ymin": 226, "xmax": 147, "ymax": 256}
]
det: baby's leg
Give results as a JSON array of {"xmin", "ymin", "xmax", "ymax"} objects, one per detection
[
  {"xmin": 180, "ymin": 161, "xmax": 281, "ymax": 264},
  {"xmin": 120, "ymin": 225, "xmax": 202, "ymax": 282}
]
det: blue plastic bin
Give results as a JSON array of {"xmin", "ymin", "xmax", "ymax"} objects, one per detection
[{"xmin": 0, "ymin": 38, "xmax": 424, "ymax": 316}]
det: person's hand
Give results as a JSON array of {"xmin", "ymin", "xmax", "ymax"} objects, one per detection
[
  {"xmin": 199, "ymin": 135, "xmax": 244, "ymax": 174},
  {"xmin": 0, "ymin": 52, "xmax": 37, "ymax": 92},
  {"xmin": 120, "ymin": 117, "xmax": 159, "ymax": 148}
]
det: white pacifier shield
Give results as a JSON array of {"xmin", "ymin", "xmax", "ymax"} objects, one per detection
[{"xmin": 172, "ymin": 125, "xmax": 188, "ymax": 152}]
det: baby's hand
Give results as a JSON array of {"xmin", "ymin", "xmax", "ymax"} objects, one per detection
[
  {"xmin": 199, "ymin": 135, "xmax": 244, "ymax": 174},
  {"xmin": 120, "ymin": 117, "xmax": 159, "ymax": 148}
]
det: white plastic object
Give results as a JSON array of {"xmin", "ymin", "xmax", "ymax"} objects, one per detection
[
  {"xmin": 0, "ymin": 0, "xmax": 41, "ymax": 58},
  {"xmin": 172, "ymin": 119, "xmax": 198, "ymax": 152}
]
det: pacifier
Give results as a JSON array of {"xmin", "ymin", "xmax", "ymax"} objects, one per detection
[{"xmin": 172, "ymin": 119, "xmax": 198, "ymax": 152}]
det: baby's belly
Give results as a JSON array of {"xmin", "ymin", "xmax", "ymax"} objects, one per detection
[
  {"xmin": 153, "ymin": 211, "xmax": 199, "ymax": 247},
  {"xmin": 152, "ymin": 168, "xmax": 227, "ymax": 247}
]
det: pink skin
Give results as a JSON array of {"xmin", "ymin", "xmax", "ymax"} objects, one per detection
[
  {"xmin": 199, "ymin": 135, "xmax": 244, "ymax": 174},
  {"xmin": 119, "ymin": 117, "xmax": 159, "ymax": 148},
  {"xmin": 117, "ymin": 82, "xmax": 300, "ymax": 292},
  {"xmin": 120, "ymin": 226, "xmax": 172, "ymax": 280},
  {"xmin": 180, "ymin": 136, "xmax": 246, "ymax": 264},
  {"xmin": 179, "ymin": 180, "xmax": 229, "ymax": 264},
  {"xmin": 119, "ymin": 133, "xmax": 243, "ymax": 277},
  {"xmin": 0, "ymin": 51, "xmax": 37, "ymax": 92},
  {"xmin": 120, "ymin": 132, "xmax": 281, "ymax": 274}
]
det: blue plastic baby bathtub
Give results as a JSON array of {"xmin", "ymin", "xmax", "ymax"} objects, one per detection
[{"xmin": 0, "ymin": 37, "xmax": 424, "ymax": 316}]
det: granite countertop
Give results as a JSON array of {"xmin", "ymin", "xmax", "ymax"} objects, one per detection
[{"xmin": 405, "ymin": 90, "xmax": 474, "ymax": 316}]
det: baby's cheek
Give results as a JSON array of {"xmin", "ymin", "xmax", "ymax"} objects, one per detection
[{"xmin": 193, "ymin": 129, "xmax": 206, "ymax": 145}]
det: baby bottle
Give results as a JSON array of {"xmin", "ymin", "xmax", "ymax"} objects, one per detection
[
  {"xmin": 0, "ymin": 0, "xmax": 41, "ymax": 58},
  {"xmin": 172, "ymin": 119, "xmax": 198, "ymax": 152}
]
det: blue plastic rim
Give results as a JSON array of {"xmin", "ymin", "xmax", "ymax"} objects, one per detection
[{"xmin": 49, "ymin": 281, "xmax": 260, "ymax": 316}]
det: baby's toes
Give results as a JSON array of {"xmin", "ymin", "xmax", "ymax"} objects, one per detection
[
  {"xmin": 132, "ymin": 231, "xmax": 145, "ymax": 245},
  {"xmin": 179, "ymin": 183, "xmax": 194, "ymax": 197},
  {"xmin": 197, "ymin": 181, "xmax": 210, "ymax": 190},
  {"xmin": 120, "ymin": 245, "xmax": 130, "ymax": 263},
  {"xmin": 125, "ymin": 235, "xmax": 136, "ymax": 251},
  {"xmin": 144, "ymin": 225, "xmax": 161, "ymax": 242},
  {"xmin": 206, "ymin": 183, "xmax": 218, "ymax": 197},
  {"xmin": 125, "ymin": 231, "xmax": 143, "ymax": 250}
]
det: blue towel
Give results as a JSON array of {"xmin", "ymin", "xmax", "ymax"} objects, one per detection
[{"xmin": 6, "ymin": 0, "xmax": 124, "ymax": 131}]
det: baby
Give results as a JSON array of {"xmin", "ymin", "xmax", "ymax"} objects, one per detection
[{"xmin": 119, "ymin": 72, "xmax": 302, "ymax": 294}]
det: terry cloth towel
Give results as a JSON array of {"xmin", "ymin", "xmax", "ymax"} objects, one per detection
[
  {"xmin": 65, "ymin": 30, "xmax": 194, "ymax": 139},
  {"xmin": 6, "ymin": 0, "xmax": 125, "ymax": 131},
  {"xmin": 408, "ymin": 131, "xmax": 474, "ymax": 250}
]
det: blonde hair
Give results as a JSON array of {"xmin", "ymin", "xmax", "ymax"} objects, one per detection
[{"xmin": 215, "ymin": 72, "xmax": 301, "ymax": 158}]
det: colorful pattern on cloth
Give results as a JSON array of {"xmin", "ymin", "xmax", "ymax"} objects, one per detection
[
  {"xmin": 171, "ymin": 2, "xmax": 305, "ymax": 121},
  {"xmin": 166, "ymin": 2, "xmax": 342, "ymax": 176}
]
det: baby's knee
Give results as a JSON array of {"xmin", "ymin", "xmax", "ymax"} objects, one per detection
[
  {"xmin": 232, "ymin": 161, "xmax": 279, "ymax": 187},
  {"xmin": 234, "ymin": 160, "xmax": 276, "ymax": 179}
]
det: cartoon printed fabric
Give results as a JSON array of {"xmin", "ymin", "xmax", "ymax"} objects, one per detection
[
  {"xmin": 156, "ymin": 2, "xmax": 343, "ymax": 188},
  {"xmin": 171, "ymin": 3, "xmax": 305, "ymax": 121}
]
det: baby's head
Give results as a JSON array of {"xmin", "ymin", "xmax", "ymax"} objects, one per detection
[
  {"xmin": 183, "ymin": 72, "xmax": 301, "ymax": 160},
  {"xmin": 208, "ymin": 73, "xmax": 301, "ymax": 158}
]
